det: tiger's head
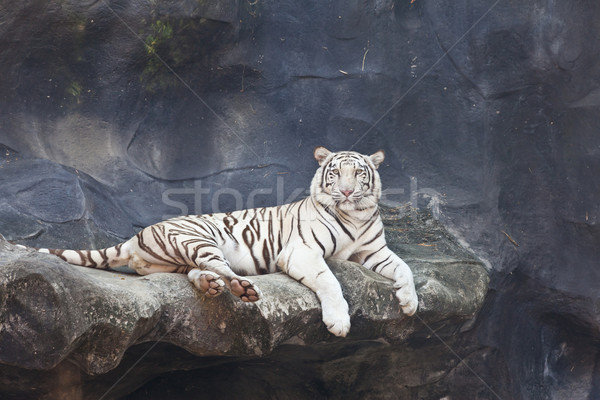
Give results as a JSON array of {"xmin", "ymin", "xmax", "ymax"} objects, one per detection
[{"xmin": 310, "ymin": 147, "xmax": 385, "ymax": 213}]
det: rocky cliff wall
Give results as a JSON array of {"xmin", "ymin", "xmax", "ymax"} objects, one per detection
[{"xmin": 1, "ymin": 1, "xmax": 599, "ymax": 399}]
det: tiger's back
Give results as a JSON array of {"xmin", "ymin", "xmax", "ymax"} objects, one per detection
[{"xmin": 132, "ymin": 194, "xmax": 377, "ymax": 275}]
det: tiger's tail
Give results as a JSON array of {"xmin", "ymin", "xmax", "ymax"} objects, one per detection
[{"xmin": 16, "ymin": 241, "xmax": 132, "ymax": 269}]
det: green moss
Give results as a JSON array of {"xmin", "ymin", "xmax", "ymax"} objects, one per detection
[
  {"xmin": 141, "ymin": 18, "xmax": 185, "ymax": 92},
  {"xmin": 138, "ymin": 6, "xmax": 233, "ymax": 94},
  {"xmin": 66, "ymin": 81, "xmax": 82, "ymax": 103},
  {"xmin": 145, "ymin": 20, "xmax": 174, "ymax": 55}
]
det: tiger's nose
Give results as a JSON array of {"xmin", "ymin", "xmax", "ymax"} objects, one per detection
[{"xmin": 341, "ymin": 189, "xmax": 354, "ymax": 198}]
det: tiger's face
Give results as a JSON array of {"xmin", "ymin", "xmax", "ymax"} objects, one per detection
[{"xmin": 311, "ymin": 147, "xmax": 385, "ymax": 212}]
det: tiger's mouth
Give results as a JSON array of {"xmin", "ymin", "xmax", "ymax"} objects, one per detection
[
  {"xmin": 332, "ymin": 195, "xmax": 358, "ymax": 204},
  {"xmin": 333, "ymin": 194, "xmax": 365, "ymax": 208},
  {"xmin": 332, "ymin": 190, "xmax": 364, "ymax": 203}
]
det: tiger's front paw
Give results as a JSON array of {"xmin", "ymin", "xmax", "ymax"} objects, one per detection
[
  {"xmin": 322, "ymin": 301, "xmax": 351, "ymax": 337},
  {"xmin": 394, "ymin": 281, "xmax": 419, "ymax": 316}
]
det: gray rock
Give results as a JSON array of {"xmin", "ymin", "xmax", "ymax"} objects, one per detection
[{"xmin": 0, "ymin": 209, "xmax": 489, "ymax": 399}]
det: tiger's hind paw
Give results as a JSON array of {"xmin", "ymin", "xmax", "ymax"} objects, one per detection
[
  {"xmin": 188, "ymin": 269, "xmax": 225, "ymax": 298},
  {"xmin": 230, "ymin": 277, "xmax": 262, "ymax": 302}
]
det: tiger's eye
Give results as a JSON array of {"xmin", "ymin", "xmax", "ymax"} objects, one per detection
[
  {"xmin": 355, "ymin": 168, "xmax": 364, "ymax": 176},
  {"xmin": 331, "ymin": 169, "xmax": 340, "ymax": 176}
]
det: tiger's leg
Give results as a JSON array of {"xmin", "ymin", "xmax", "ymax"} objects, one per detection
[
  {"xmin": 127, "ymin": 253, "xmax": 226, "ymax": 298},
  {"xmin": 129, "ymin": 231, "xmax": 261, "ymax": 302},
  {"xmin": 277, "ymin": 246, "xmax": 350, "ymax": 337},
  {"xmin": 361, "ymin": 246, "xmax": 418, "ymax": 316},
  {"xmin": 128, "ymin": 252, "xmax": 179, "ymax": 275},
  {"xmin": 189, "ymin": 245, "xmax": 262, "ymax": 302},
  {"xmin": 129, "ymin": 255, "xmax": 226, "ymax": 298}
]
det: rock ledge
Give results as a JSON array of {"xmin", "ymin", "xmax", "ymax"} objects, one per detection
[{"xmin": 0, "ymin": 209, "xmax": 489, "ymax": 399}]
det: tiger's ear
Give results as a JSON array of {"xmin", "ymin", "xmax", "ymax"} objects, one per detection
[
  {"xmin": 314, "ymin": 146, "xmax": 332, "ymax": 166},
  {"xmin": 370, "ymin": 150, "xmax": 385, "ymax": 169}
]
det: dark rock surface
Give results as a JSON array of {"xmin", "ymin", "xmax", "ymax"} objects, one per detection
[
  {"xmin": 0, "ymin": 209, "xmax": 491, "ymax": 399},
  {"xmin": 1, "ymin": 0, "xmax": 599, "ymax": 399}
]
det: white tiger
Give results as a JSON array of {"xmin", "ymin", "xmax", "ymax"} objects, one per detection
[{"xmin": 28, "ymin": 147, "xmax": 418, "ymax": 337}]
